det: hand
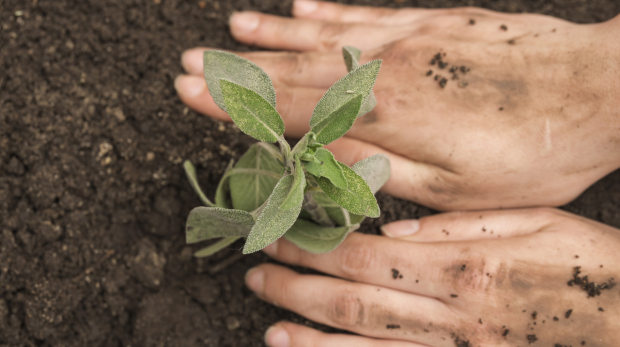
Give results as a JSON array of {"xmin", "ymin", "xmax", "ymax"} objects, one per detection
[
  {"xmin": 175, "ymin": 1, "xmax": 620, "ymax": 210},
  {"xmin": 245, "ymin": 208, "xmax": 620, "ymax": 346}
]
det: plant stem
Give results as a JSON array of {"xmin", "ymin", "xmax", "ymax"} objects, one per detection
[{"xmin": 302, "ymin": 192, "xmax": 335, "ymax": 227}]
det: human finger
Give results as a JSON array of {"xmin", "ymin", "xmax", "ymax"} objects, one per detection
[
  {"xmin": 263, "ymin": 231, "xmax": 489, "ymax": 301},
  {"xmin": 264, "ymin": 321, "xmax": 424, "ymax": 347},
  {"xmin": 182, "ymin": 47, "xmax": 347, "ymax": 89},
  {"xmin": 326, "ymin": 136, "xmax": 454, "ymax": 206},
  {"xmin": 381, "ymin": 208, "xmax": 558, "ymax": 241},
  {"xmin": 265, "ymin": 322, "xmax": 424, "ymax": 347},
  {"xmin": 292, "ymin": 0, "xmax": 432, "ymax": 26},
  {"xmin": 174, "ymin": 74, "xmax": 322, "ymax": 137},
  {"xmin": 229, "ymin": 11, "xmax": 409, "ymax": 52},
  {"xmin": 246, "ymin": 264, "xmax": 455, "ymax": 345}
]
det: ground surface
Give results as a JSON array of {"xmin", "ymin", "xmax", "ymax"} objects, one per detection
[{"xmin": 1, "ymin": 0, "xmax": 619, "ymax": 346}]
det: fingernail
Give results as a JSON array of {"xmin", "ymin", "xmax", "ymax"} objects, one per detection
[
  {"xmin": 174, "ymin": 75, "xmax": 205, "ymax": 98},
  {"xmin": 293, "ymin": 0, "xmax": 318, "ymax": 15},
  {"xmin": 245, "ymin": 267, "xmax": 265, "ymax": 294},
  {"xmin": 262, "ymin": 241, "xmax": 278, "ymax": 258},
  {"xmin": 181, "ymin": 49, "xmax": 204, "ymax": 74},
  {"xmin": 381, "ymin": 219, "xmax": 420, "ymax": 237},
  {"xmin": 265, "ymin": 325, "xmax": 290, "ymax": 347},
  {"xmin": 230, "ymin": 12, "xmax": 259, "ymax": 35}
]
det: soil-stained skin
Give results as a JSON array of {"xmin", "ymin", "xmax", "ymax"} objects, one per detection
[{"xmin": 359, "ymin": 223, "xmax": 620, "ymax": 346}]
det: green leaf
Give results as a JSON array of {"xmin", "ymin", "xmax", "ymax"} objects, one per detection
[
  {"xmin": 342, "ymin": 46, "xmax": 361, "ymax": 71},
  {"xmin": 311, "ymin": 94, "xmax": 363, "ymax": 145},
  {"xmin": 342, "ymin": 46, "xmax": 378, "ymax": 117},
  {"xmin": 283, "ymin": 219, "xmax": 351, "ymax": 254},
  {"xmin": 194, "ymin": 237, "xmax": 239, "ymax": 258},
  {"xmin": 215, "ymin": 159, "xmax": 235, "ymax": 208},
  {"xmin": 183, "ymin": 160, "xmax": 215, "ymax": 207},
  {"xmin": 220, "ymin": 79, "xmax": 285, "ymax": 143},
  {"xmin": 303, "ymin": 149, "xmax": 347, "ymax": 189},
  {"xmin": 230, "ymin": 143, "xmax": 285, "ymax": 212},
  {"xmin": 315, "ymin": 161, "xmax": 380, "ymax": 217},
  {"xmin": 351, "ymin": 154, "xmax": 391, "ymax": 194},
  {"xmin": 307, "ymin": 190, "xmax": 364, "ymax": 226},
  {"xmin": 203, "ymin": 50, "xmax": 276, "ymax": 112},
  {"xmin": 310, "ymin": 60, "xmax": 381, "ymax": 129},
  {"xmin": 243, "ymin": 175, "xmax": 303, "ymax": 254},
  {"xmin": 290, "ymin": 132, "xmax": 311, "ymax": 158},
  {"xmin": 280, "ymin": 158, "xmax": 307, "ymax": 210},
  {"xmin": 186, "ymin": 207, "xmax": 254, "ymax": 244}
]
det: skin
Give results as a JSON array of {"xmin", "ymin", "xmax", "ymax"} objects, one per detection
[
  {"xmin": 174, "ymin": 1, "xmax": 620, "ymax": 345},
  {"xmin": 250, "ymin": 208, "xmax": 620, "ymax": 346},
  {"xmin": 176, "ymin": 0, "xmax": 620, "ymax": 211}
]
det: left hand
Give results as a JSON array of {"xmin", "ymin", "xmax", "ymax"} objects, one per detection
[{"xmin": 246, "ymin": 208, "xmax": 620, "ymax": 346}]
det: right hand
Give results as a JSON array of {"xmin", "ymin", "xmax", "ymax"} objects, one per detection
[{"xmin": 175, "ymin": 0, "xmax": 620, "ymax": 210}]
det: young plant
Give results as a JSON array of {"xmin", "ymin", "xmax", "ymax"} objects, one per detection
[{"xmin": 184, "ymin": 46, "xmax": 390, "ymax": 257}]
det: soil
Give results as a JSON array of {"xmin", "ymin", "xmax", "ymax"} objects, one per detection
[{"xmin": 1, "ymin": 0, "xmax": 620, "ymax": 346}]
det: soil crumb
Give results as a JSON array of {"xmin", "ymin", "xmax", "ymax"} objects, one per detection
[
  {"xmin": 565, "ymin": 309, "xmax": 573, "ymax": 318},
  {"xmin": 567, "ymin": 266, "xmax": 616, "ymax": 297},
  {"xmin": 527, "ymin": 334, "xmax": 538, "ymax": 344},
  {"xmin": 386, "ymin": 324, "xmax": 401, "ymax": 329},
  {"xmin": 391, "ymin": 269, "xmax": 403, "ymax": 279},
  {"xmin": 500, "ymin": 24, "xmax": 508, "ymax": 30},
  {"xmin": 454, "ymin": 336, "xmax": 471, "ymax": 347},
  {"xmin": 469, "ymin": 19, "xmax": 476, "ymax": 25},
  {"xmin": 503, "ymin": 329, "xmax": 509, "ymax": 336}
]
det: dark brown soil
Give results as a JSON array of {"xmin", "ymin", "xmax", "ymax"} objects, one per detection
[{"xmin": 1, "ymin": 0, "xmax": 619, "ymax": 346}]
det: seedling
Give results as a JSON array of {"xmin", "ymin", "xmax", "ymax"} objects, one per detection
[{"xmin": 183, "ymin": 46, "xmax": 390, "ymax": 257}]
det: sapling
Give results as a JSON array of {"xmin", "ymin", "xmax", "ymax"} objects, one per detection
[{"xmin": 183, "ymin": 46, "xmax": 391, "ymax": 257}]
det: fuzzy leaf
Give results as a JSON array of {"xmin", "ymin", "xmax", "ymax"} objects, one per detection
[
  {"xmin": 303, "ymin": 149, "xmax": 347, "ymax": 189},
  {"xmin": 342, "ymin": 46, "xmax": 361, "ymax": 71},
  {"xmin": 283, "ymin": 219, "xmax": 351, "ymax": 254},
  {"xmin": 230, "ymin": 143, "xmax": 285, "ymax": 212},
  {"xmin": 307, "ymin": 190, "xmax": 364, "ymax": 226},
  {"xmin": 186, "ymin": 207, "xmax": 254, "ymax": 244},
  {"xmin": 183, "ymin": 160, "xmax": 215, "ymax": 207},
  {"xmin": 215, "ymin": 160, "xmax": 235, "ymax": 208},
  {"xmin": 310, "ymin": 60, "xmax": 381, "ymax": 129},
  {"xmin": 203, "ymin": 50, "xmax": 276, "ymax": 112},
  {"xmin": 243, "ymin": 175, "xmax": 303, "ymax": 254},
  {"xmin": 351, "ymin": 154, "xmax": 391, "ymax": 194},
  {"xmin": 342, "ymin": 46, "xmax": 378, "ymax": 117},
  {"xmin": 220, "ymin": 79, "xmax": 285, "ymax": 143},
  {"xmin": 194, "ymin": 237, "xmax": 239, "ymax": 258},
  {"xmin": 312, "ymin": 94, "xmax": 363, "ymax": 145},
  {"xmin": 315, "ymin": 162, "xmax": 379, "ymax": 217},
  {"xmin": 290, "ymin": 132, "xmax": 311, "ymax": 158},
  {"xmin": 280, "ymin": 158, "xmax": 307, "ymax": 210}
]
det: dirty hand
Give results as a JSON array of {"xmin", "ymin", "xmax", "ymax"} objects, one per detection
[
  {"xmin": 176, "ymin": 0, "xmax": 620, "ymax": 210},
  {"xmin": 245, "ymin": 208, "xmax": 620, "ymax": 346}
]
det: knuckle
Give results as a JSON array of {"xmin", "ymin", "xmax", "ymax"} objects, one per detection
[
  {"xmin": 317, "ymin": 23, "xmax": 346, "ymax": 51},
  {"xmin": 444, "ymin": 252, "xmax": 503, "ymax": 297},
  {"xmin": 338, "ymin": 238, "xmax": 377, "ymax": 278},
  {"xmin": 326, "ymin": 286, "xmax": 365, "ymax": 328},
  {"xmin": 278, "ymin": 53, "xmax": 307, "ymax": 86},
  {"xmin": 420, "ymin": 173, "xmax": 463, "ymax": 210}
]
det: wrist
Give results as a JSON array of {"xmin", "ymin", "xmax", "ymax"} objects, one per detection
[{"xmin": 583, "ymin": 19, "xmax": 620, "ymax": 169}]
